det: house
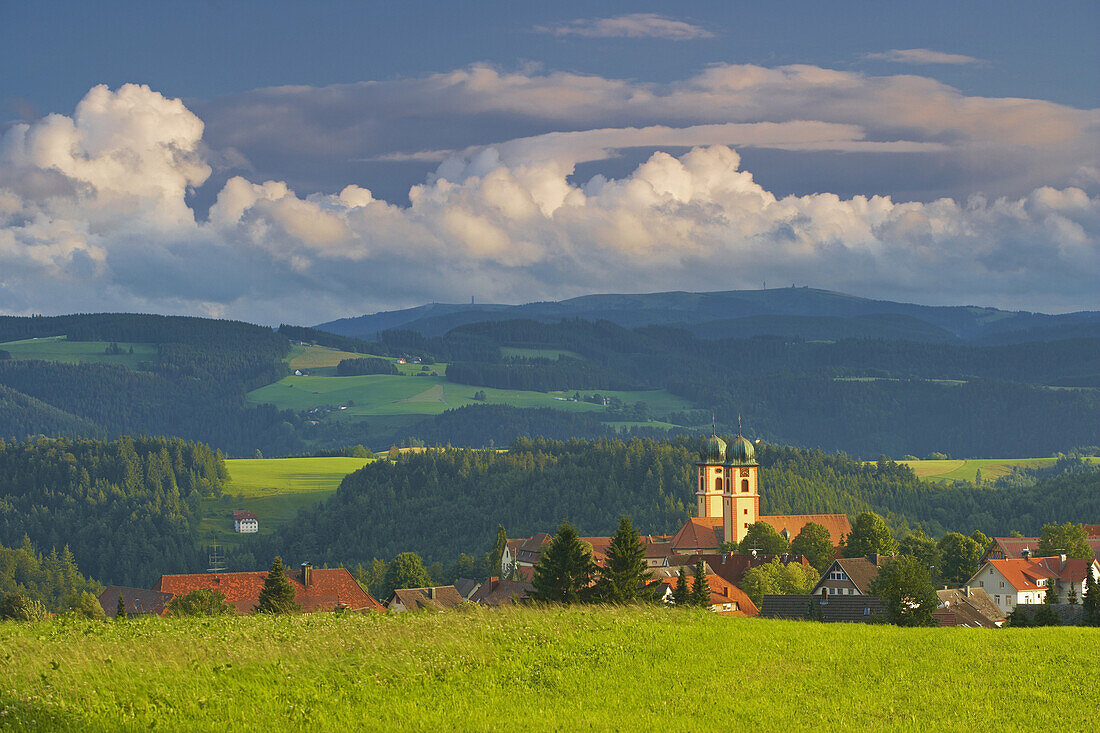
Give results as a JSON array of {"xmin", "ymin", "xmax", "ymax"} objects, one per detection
[
  {"xmin": 469, "ymin": 577, "xmax": 534, "ymax": 606},
  {"xmin": 98, "ymin": 586, "xmax": 173, "ymax": 618},
  {"xmin": 965, "ymin": 554, "xmax": 1100, "ymax": 614},
  {"xmin": 982, "ymin": 536, "xmax": 1100, "ymax": 563},
  {"xmin": 811, "ymin": 556, "xmax": 891, "ymax": 597},
  {"xmin": 232, "ymin": 510, "xmax": 259, "ymax": 533},
  {"xmin": 650, "ymin": 572, "xmax": 758, "ymax": 616},
  {"xmin": 453, "ymin": 578, "xmax": 481, "ymax": 600},
  {"xmin": 934, "ymin": 587, "xmax": 1005, "ymax": 628},
  {"xmin": 386, "ymin": 585, "xmax": 465, "ymax": 612},
  {"xmin": 759, "ymin": 594, "xmax": 888, "ymax": 623},
  {"xmin": 154, "ymin": 563, "xmax": 383, "ymax": 614}
]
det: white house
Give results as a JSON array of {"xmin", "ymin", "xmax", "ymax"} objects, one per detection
[
  {"xmin": 232, "ymin": 510, "xmax": 259, "ymax": 533},
  {"xmin": 966, "ymin": 554, "xmax": 1099, "ymax": 614}
]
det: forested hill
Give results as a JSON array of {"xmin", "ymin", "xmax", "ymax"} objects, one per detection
[
  {"xmin": 261, "ymin": 438, "xmax": 1095, "ymax": 569},
  {"xmin": 0, "ymin": 436, "xmax": 228, "ymax": 587}
]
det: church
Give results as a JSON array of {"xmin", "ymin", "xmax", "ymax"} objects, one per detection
[{"xmin": 670, "ymin": 430, "xmax": 851, "ymax": 553}]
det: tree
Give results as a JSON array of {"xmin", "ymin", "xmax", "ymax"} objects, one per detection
[
  {"xmin": 690, "ymin": 559, "xmax": 711, "ymax": 608},
  {"xmin": 870, "ymin": 556, "xmax": 938, "ymax": 627},
  {"xmin": 167, "ymin": 589, "xmax": 236, "ymax": 617},
  {"xmin": 381, "ymin": 552, "xmax": 433, "ymax": 599},
  {"xmin": 66, "ymin": 591, "xmax": 105, "ymax": 620},
  {"xmin": 938, "ymin": 532, "xmax": 984, "ymax": 586},
  {"xmin": 1083, "ymin": 565, "xmax": 1100, "ymax": 626},
  {"xmin": 738, "ymin": 522, "xmax": 789, "ymax": 555},
  {"xmin": 843, "ymin": 512, "xmax": 898, "ymax": 558},
  {"xmin": 740, "ymin": 559, "xmax": 817, "ymax": 606},
  {"xmin": 1038, "ymin": 522, "xmax": 1093, "ymax": 559},
  {"xmin": 671, "ymin": 568, "xmax": 690, "ymax": 606},
  {"xmin": 1043, "ymin": 579, "xmax": 1061, "ymax": 605},
  {"xmin": 115, "ymin": 594, "xmax": 127, "ymax": 621},
  {"xmin": 1006, "ymin": 606, "xmax": 1031, "ymax": 628},
  {"xmin": 387, "ymin": 446, "xmax": 400, "ymax": 461},
  {"xmin": 530, "ymin": 522, "xmax": 597, "ymax": 604},
  {"xmin": 789, "ymin": 522, "xmax": 835, "ymax": 573},
  {"xmin": 488, "ymin": 525, "xmax": 508, "ymax": 577},
  {"xmin": 254, "ymin": 557, "xmax": 300, "ymax": 614},
  {"xmin": 599, "ymin": 516, "xmax": 651, "ymax": 604},
  {"xmin": 898, "ymin": 529, "xmax": 941, "ymax": 580},
  {"xmin": 1067, "ymin": 584, "xmax": 1079, "ymax": 605}
]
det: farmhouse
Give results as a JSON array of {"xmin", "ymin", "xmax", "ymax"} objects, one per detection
[
  {"xmin": 649, "ymin": 572, "xmax": 758, "ymax": 616},
  {"xmin": 933, "ymin": 587, "xmax": 1005, "ymax": 628},
  {"xmin": 811, "ymin": 556, "xmax": 890, "ymax": 597},
  {"xmin": 232, "ymin": 510, "xmax": 259, "ymax": 533},
  {"xmin": 154, "ymin": 563, "xmax": 383, "ymax": 614},
  {"xmin": 98, "ymin": 586, "xmax": 173, "ymax": 618},
  {"xmin": 981, "ymin": 534, "xmax": 1100, "ymax": 563},
  {"xmin": 386, "ymin": 585, "xmax": 465, "ymax": 612},
  {"xmin": 965, "ymin": 554, "xmax": 1100, "ymax": 614}
]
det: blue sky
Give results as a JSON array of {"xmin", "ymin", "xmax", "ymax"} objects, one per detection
[{"xmin": 0, "ymin": 1, "xmax": 1097, "ymax": 322}]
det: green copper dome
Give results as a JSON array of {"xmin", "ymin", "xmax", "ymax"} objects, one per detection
[
  {"xmin": 700, "ymin": 434, "xmax": 727, "ymax": 462},
  {"xmin": 726, "ymin": 434, "xmax": 757, "ymax": 466}
]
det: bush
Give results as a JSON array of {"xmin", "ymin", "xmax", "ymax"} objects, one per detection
[
  {"xmin": 167, "ymin": 589, "xmax": 236, "ymax": 617},
  {"xmin": 0, "ymin": 593, "xmax": 51, "ymax": 621},
  {"xmin": 65, "ymin": 591, "xmax": 106, "ymax": 620}
]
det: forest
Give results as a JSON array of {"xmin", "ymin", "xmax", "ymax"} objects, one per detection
[{"xmin": 0, "ymin": 436, "xmax": 228, "ymax": 587}]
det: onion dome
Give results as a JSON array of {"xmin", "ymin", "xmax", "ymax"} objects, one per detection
[
  {"xmin": 700, "ymin": 434, "xmax": 727, "ymax": 462},
  {"xmin": 726, "ymin": 434, "xmax": 757, "ymax": 466}
]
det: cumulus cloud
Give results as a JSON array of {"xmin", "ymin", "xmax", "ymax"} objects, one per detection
[
  {"xmin": 863, "ymin": 49, "xmax": 986, "ymax": 65},
  {"xmin": 535, "ymin": 14, "xmax": 714, "ymax": 40},
  {"xmin": 0, "ymin": 84, "xmax": 1098, "ymax": 324}
]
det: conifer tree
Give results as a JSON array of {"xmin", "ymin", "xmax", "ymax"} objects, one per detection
[
  {"xmin": 530, "ymin": 522, "xmax": 596, "ymax": 604},
  {"xmin": 691, "ymin": 558, "xmax": 710, "ymax": 608},
  {"xmin": 1083, "ymin": 565, "xmax": 1100, "ymax": 626},
  {"xmin": 115, "ymin": 593, "xmax": 127, "ymax": 620},
  {"xmin": 488, "ymin": 525, "xmax": 508, "ymax": 577},
  {"xmin": 601, "ymin": 516, "xmax": 651, "ymax": 604},
  {"xmin": 254, "ymin": 557, "xmax": 300, "ymax": 614},
  {"xmin": 672, "ymin": 568, "xmax": 690, "ymax": 606},
  {"xmin": 1067, "ymin": 584, "xmax": 1078, "ymax": 605}
]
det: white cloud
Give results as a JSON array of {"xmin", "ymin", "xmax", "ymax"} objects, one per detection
[
  {"xmin": 863, "ymin": 49, "xmax": 986, "ymax": 65},
  {"xmin": 535, "ymin": 14, "xmax": 714, "ymax": 40},
  {"xmin": 0, "ymin": 84, "xmax": 1098, "ymax": 324}
]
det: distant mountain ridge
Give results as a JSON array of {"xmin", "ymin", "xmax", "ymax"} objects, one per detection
[{"xmin": 316, "ymin": 288, "xmax": 1100, "ymax": 343}]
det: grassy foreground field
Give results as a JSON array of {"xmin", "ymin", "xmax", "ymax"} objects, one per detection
[
  {"xmin": 0, "ymin": 606, "xmax": 1094, "ymax": 731},
  {"xmin": 899, "ymin": 457, "xmax": 1100, "ymax": 483},
  {"xmin": 198, "ymin": 457, "xmax": 371, "ymax": 543}
]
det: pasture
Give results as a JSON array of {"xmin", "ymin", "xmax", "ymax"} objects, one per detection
[
  {"xmin": 0, "ymin": 606, "xmax": 1094, "ymax": 731},
  {"xmin": 246, "ymin": 373, "xmax": 693, "ymax": 419},
  {"xmin": 0, "ymin": 336, "xmax": 156, "ymax": 368},
  {"xmin": 198, "ymin": 457, "xmax": 371, "ymax": 543},
  {"xmin": 899, "ymin": 457, "xmax": 1100, "ymax": 483}
]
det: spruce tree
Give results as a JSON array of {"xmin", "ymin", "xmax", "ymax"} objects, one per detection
[
  {"xmin": 488, "ymin": 525, "xmax": 508, "ymax": 578},
  {"xmin": 530, "ymin": 522, "xmax": 596, "ymax": 604},
  {"xmin": 602, "ymin": 516, "xmax": 651, "ymax": 604},
  {"xmin": 1083, "ymin": 565, "xmax": 1100, "ymax": 626},
  {"xmin": 672, "ymin": 568, "xmax": 690, "ymax": 606},
  {"xmin": 691, "ymin": 558, "xmax": 711, "ymax": 608},
  {"xmin": 254, "ymin": 557, "xmax": 300, "ymax": 614},
  {"xmin": 115, "ymin": 593, "xmax": 127, "ymax": 620}
]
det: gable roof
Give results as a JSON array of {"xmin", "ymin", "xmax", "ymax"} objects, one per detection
[
  {"xmin": 469, "ymin": 578, "xmax": 534, "ymax": 607},
  {"xmin": 153, "ymin": 567, "xmax": 382, "ymax": 614},
  {"xmin": 387, "ymin": 585, "xmax": 465, "ymax": 611},
  {"xmin": 650, "ymin": 573, "xmax": 758, "ymax": 616},
  {"xmin": 980, "ymin": 556, "xmax": 1099, "ymax": 591},
  {"xmin": 987, "ymin": 537, "xmax": 1100, "ymax": 561},
  {"xmin": 759, "ymin": 594, "xmax": 887, "ymax": 623},
  {"xmin": 99, "ymin": 586, "xmax": 173, "ymax": 618},
  {"xmin": 758, "ymin": 514, "xmax": 851, "ymax": 547},
  {"xmin": 232, "ymin": 510, "xmax": 258, "ymax": 520},
  {"xmin": 935, "ymin": 587, "xmax": 1005, "ymax": 628},
  {"xmin": 812, "ymin": 557, "xmax": 885, "ymax": 595},
  {"xmin": 671, "ymin": 517, "xmax": 723, "ymax": 553},
  {"xmin": 453, "ymin": 578, "xmax": 481, "ymax": 600}
]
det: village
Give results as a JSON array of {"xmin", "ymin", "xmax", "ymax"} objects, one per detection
[{"xmin": 97, "ymin": 432, "xmax": 1100, "ymax": 627}]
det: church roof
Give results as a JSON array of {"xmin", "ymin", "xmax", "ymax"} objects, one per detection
[
  {"xmin": 671, "ymin": 517, "xmax": 723, "ymax": 553},
  {"xmin": 700, "ymin": 434, "xmax": 727, "ymax": 462},
  {"xmin": 726, "ymin": 435, "xmax": 757, "ymax": 466},
  {"xmin": 758, "ymin": 514, "xmax": 851, "ymax": 547}
]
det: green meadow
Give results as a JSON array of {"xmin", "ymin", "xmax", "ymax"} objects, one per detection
[
  {"xmin": 198, "ymin": 457, "xmax": 371, "ymax": 544},
  {"xmin": 0, "ymin": 606, "xmax": 1094, "ymax": 731},
  {"xmin": 899, "ymin": 457, "xmax": 1100, "ymax": 483},
  {"xmin": 0, "ymin": 336, "xmax": 156, "ymax": 368},
  {"xmin": 246, "ymin": 373, "xmax": 692, "ymax": 419}
]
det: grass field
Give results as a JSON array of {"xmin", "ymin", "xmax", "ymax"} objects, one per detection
[
  {"xmin": 899, "ymin": 457, "xmax": 1100, "ymax": 483},
  {"xmin": 0, "ymin": 606, "xmax": 1095, "ymax": 731},
  {"xmin": 246, "ymin": 374, "xmax": 693, "ymax": 419},
  {"xmin": 0, "ymin": 336, "xmax": 156, "ymax": 368},
  {"xmin": 198, "ymin": 457, "xmax": 371, "ymax": 544}
]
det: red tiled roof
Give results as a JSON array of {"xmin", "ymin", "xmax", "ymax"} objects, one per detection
[
  {"xmin": 989, "ymin": 538, "xmax": 1100, "ymax": 561},
  {"xmin": 983, "ymin": 556, "xmax": 1100, "ymax": 591},
  {"xmin": 759, "ymin": 514, "xmax": 851, "ymax": 547},
  {"xmin": 671, "ymin": 518, "xmax": 723, "ymax": 553},
  {"xmin": 704, "ymin": 575, "xmax": 759, "ymax": 616},
  {"xmin": 153, "ymin": 566, "xmax": 383, "ymax": 614},
  {"xmin": 694, "ymin": 553, "xmax": 811, "ymax": 586},
  {"xmin": 1084, "ymin": 525, "xmax": 1100, "ymax": 538},
  {"xmin": 232, "ymin": 510, "xmax": 258, "ymax": 520}
]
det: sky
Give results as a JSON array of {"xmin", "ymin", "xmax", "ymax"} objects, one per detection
[{"xmin": 1, "ymin": 0, "xmax": 1098, "ymax": 324}]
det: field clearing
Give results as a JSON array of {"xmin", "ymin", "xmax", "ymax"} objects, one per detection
[
  {"xmin": 286, "ymin": 344, "xmax": 363, "ymax": 370},
  {"xmin": 898, "ymin": 457, "xmax": 1100, "ymax": 483},
  {"xmin": 0, "ymin": 336, "xmax": 156, "ymax": 368},
  {"xmin": 247, "ymin": 374, "xmax": 692, "ymax": 419},
  {"xmin": 500, "ymin": 346, "xmax": 586, "ymax": 360},
  {"xmin": 197, "ymin": 457, "xmax": 371, "ymax": 542},
  {"xmin": 0, "ymin": 607, "xmax": 1094, "ymax": 731}
]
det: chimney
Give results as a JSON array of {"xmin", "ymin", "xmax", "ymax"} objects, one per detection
[
  {"xmin": 428, "ymin": 587, "xmax": 435, "ymax": 600},
  {"xmin": 301, "ymin": 562, "xmax": 313, "ymax": 588},
  {"xmin": 1022, "ymin": 547, "xmax": 1031, "ymax": 561},
  {"xmin": 964, "ymin": 585, "xmax": 971, "ymax": 598}
]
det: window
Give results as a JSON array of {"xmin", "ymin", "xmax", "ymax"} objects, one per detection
[
  {"xmin": 743, "ymin": 508, "xmax": 748, "ymax": 515},
  {"xmin": 829, "ymin": 570, "xmax": 848, "ymax": 581},
  {"xmin": 994, "ymin": 595, "xmax": 1000, "ymax": 604},
  {"xmin": 699, "ymin": 477, "xmax": 704, "ymax": 492},
  {"xmin": 999, "ymin": 581, "xmax": 1004, "ymax": 588},
  {"xmin": 741, "ymin": 479, "xmax": 749, "ymax": 493},
  {"xmin": 715, "ymin": 477, "xmax": 723, "ymax": 493}
]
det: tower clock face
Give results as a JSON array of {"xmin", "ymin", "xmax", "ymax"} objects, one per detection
[{"xmin": 741, "ymin": 468, "xmax": 750, "ymax": 477}]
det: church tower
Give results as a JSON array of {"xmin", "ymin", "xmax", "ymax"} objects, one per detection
[
  {"xmin": 722, "ymin": 427, "xmax": 759, "ymax": 545},
  {"xmin": 695, "ymin": 433, "xmax": 727, "ymax": 519}
]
